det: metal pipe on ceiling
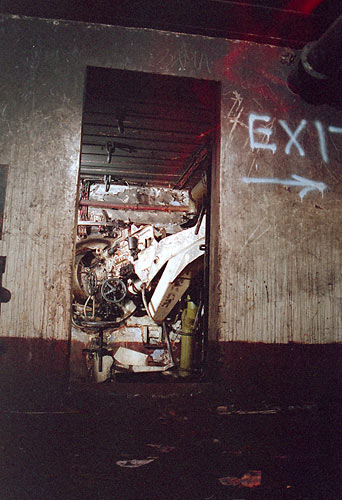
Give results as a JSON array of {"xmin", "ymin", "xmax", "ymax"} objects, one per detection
[{"xmin": 288, "ymin": 14, "xmax": 342, "ymax": 103}]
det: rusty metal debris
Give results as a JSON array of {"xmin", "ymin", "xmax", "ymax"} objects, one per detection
[
  {"xmin": 219, "ymin": 470, "xmax": 262, "ymax": 488},
  {"xmin": 216, "ymin": 406, "xmax": 279, "ymax": 415},
  {"xmin": 116, "ymin": 457, "xmax": 158, "ymax": 468}
]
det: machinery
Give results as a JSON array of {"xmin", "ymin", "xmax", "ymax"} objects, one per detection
[
  {"xmin": 72, "ymin": 198, "xmax": 207, "ymax": 382},
  {"xmin": 73, "ymin": 66, "xmax": 214, "ymax": 382}
]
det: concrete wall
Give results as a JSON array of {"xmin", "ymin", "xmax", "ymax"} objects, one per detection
[
  {"xmin": 213, "ymin": 46, "xmax": 342, "ymax": 345},
  {"xmin": 0, "ymin": 15, "xmax": 341, "ymax": 390}
]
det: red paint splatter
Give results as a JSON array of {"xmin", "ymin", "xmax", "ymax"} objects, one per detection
[
  {"xmin": 198, "ymin": 126, "xmax": 219, "ymax": 140},
  {"xmin": 216, "ymin": 38, "xmax": 301, "ymax": 115}
]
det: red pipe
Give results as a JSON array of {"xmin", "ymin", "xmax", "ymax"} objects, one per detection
[{"xmin": 79, "ymin": 199, "xmax": 189, "ymax": 212}]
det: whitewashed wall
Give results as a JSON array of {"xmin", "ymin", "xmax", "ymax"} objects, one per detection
[
  {"xmin": 211, "ymin": 68, "xmax": 342, "ymax": 344},
  {"xmin": 0, "ymin": 14, "xmax": 341, "ymax": 350}
]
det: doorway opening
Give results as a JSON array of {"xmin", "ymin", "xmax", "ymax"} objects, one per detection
[{"xmin": 72, "ymin": 67, "xmax": 220, "ymax": 383}]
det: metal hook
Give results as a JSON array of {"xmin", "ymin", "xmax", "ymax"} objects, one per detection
[
  {"xmin": 117, "ymin": 118, "xmax": 124, "ymax": 134},
  {"xmin": 104, "ymin": 175, "xmax": 111, "ymax": 192},
  {"xmin": 106, "ymin": 142, "xmax": 115, "ymax": 163}
]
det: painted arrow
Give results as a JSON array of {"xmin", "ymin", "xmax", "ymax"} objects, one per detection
[{"xmin": 242, "ymin": 174, "xmax": 327, "ymax": 200}]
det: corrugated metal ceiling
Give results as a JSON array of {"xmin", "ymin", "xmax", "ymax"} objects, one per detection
[{"xmin": 80, "ymin": 67, "xmax": 219, "ymax": 188}]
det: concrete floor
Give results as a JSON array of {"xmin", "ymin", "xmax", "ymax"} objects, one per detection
[{"xmin": 0, "ymin": 378, "xmax": 341, "ymax": 500}]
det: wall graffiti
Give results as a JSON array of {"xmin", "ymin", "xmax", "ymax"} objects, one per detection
[
  {"xmin": 249, "ymin": 114, "xmax": 277, "ymax": 154},
  {"xmin": 249, "ymin": 113, "xmax": 342, "ymax": 163},
  {"xmin": 157, "ymin": 47, "xmax": 212, "ymax": 74},
  {"xmin": 278, "ymin": 119, "xmax": 307, "ymax": 157},
  {"xmin": 242, "ymin": 174, "xmax": 327, "ymax": 200}
]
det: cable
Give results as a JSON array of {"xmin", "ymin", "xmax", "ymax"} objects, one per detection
[{"xmin": 141, "ymin": 285, "xmax": 155, "ymax": 321}]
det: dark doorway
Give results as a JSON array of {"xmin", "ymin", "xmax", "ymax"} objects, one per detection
[{"xmin": 72, "ymin": 67, "xmax": 220, "ymax": 383}]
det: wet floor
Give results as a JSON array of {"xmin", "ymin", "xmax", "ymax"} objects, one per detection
[{"xmin": 0, "ymin": 380, "xmax": 340, "ymax": 500}]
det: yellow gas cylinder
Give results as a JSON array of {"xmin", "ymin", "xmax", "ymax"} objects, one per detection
[{"xmin": 179, "ymin": 297, "xmax": 197, "ymax": 377}]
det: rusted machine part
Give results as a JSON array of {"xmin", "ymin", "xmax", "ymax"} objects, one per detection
[
  {"xmin": 73, "ymin": 238, "xmax": 114, "ymax": 303},
  {"xmin": 190, "ymin": 173, "xmax": 207, "ymax": 206},
  {"xmin": 78, "ymin": 180, "xmax": 90, "ymax": 237},
  {"xmin": 79, "ymin": 199, "xmax": 189, "ymax": 212}
]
